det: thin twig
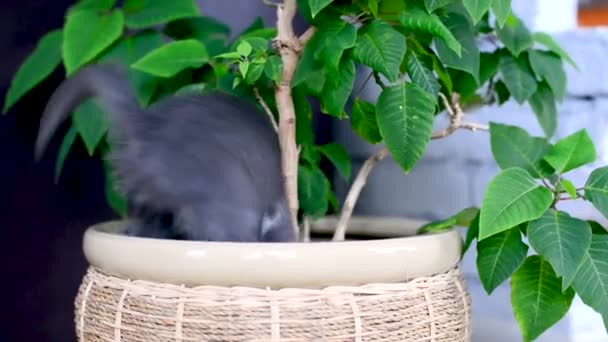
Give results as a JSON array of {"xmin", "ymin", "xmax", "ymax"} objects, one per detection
[
  {"xmin": 332, "ymin": 147, "xmax": 389, "ymax": 241},
  {"xmin": 301, "ymin": 216, "xmax": 311, "ymax": 242},
  {"xmin": 372, "ymin": 72, "xmax": 387, "ymax": 89},
  {"xmin": 253, "ymin": 87, "xmax": 278, "ymax": 133},
  {"xmin": 298, "ymin": 27, "xmax": 316, "ymax": 46},
  {"xmin": 262, "ymin": 0, "xmax": 280, "ymax": 7},
  {"xmin": 540, "ymin": 178, "xmax": 554, "ymax": 191},
  {"xmin": 438, "ymin": 92, "xmax": 455, "ymax": 117},
  {"xmin": 332, "ymin": 92, "xmax": 488, "ymax": 241},
  {"xmin": 353, "ymin": 71, "xmax": 374, "ymax": 100}
]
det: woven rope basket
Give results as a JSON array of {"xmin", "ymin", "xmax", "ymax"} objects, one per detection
[{"xmin": 74, "ymin": 266, "xmax": 472, "ymax": 342}]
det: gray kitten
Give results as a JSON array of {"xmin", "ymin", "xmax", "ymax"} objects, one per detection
[{"xmin": 35, "ymin": 64, "xmax": 295, "ymax": 242}]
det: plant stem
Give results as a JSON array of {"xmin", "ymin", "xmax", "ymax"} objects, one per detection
[
  {"xmin": 372, "ymin": 72, "xmax": 387, "ymax": 89},
  {"xmin": 353, "ymin": 71, "xmax": 374, "ymax": 100},
  {"xmin": 253, "ymin": 87, "xmax": 278, "ymax": 133},
  {"xmin": 332, "ymin": 147, "xmax": 389, "ymax": 241},
  {"xmin": 301, "ymin": 216, "xmax": 311, "ymax": 242},
  {"xmin": 273, "ymin": 0, "xmax": 308, "ymax": 239},
  {"xmin": 332, "ymin": 92, "xmax": 488, "ymax": 241}
]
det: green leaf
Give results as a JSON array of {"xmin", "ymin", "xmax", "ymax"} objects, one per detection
[
  {"xmin": 103, "ymin": 159, "xmax": 127, "ymax": 217},
  {"xmin": 532, "ymin": 32, "xmax": 578, "ymax": 70},
  {"xmin": 237, "ymin": 41, "xmax": 252, "ymax": 57},
  {"xmin": 588, "ymin": 220, "xmax": 607, "ymax": 235},
  {"xmin": 300, "ymin": 144, "xmax": 321, "ymax": 165},
  {"xmin": 300, "ymin": 145, "xmax": 320, "ymax": 166},
  {"xmin": 544, "ymin": 129, "xmax": 596, "ymax": 174},
  {"xmin": 529, "ymin": 83, "xmax": 558, "ymax": 138},
  {"xmin": 293, "ymin": 86, "xmax": 314, "ymax": 145},
  {"xmin": 399, "ymin": 9, "xmax": 461, "ymax": 56},
  {"xmin": 479, "ymin": 167, "xmax": 553, "ymax": 240},
  {"xmin": 353, "ymin": 19, "xmax": 406, "ymax": 82},
  {"xmin": 69, "ymin": 0, "xmax": 117, "ymax": 13},
  {"xmin": 406, "ymin": 52, "xmax": 440, "ymax": 96},
  {"xmin": 132, "ymin": 39, "xmax": 208, "ymax": 78},
  {"xmin": 376, "ymin": 83, "xmax": 436, "ymax": 172},
  {"xmin": 320, "ymin": 59, "xmax": 355, "ymax": 117},
  {"xmin": 560, "ymin": 179, "xmax": 578, "ymax": 200},
  {"xmin": 231, "ymin": 31, "xmax": 275, "ymax": 52},
  {"xmin": 511, "ymin": 256, "xmax": 575, "ymax": 342},
  {"xmin": 314, "ymin": 18, "xmax": 357, "ymax": 74},
  {"xmin": 491, "ymin": 0, "xmax": 512, "ymax": 28},
  {"xmin": 63, "ymin": 10, "xmax": 124, "ymax": 75},
  {"xmin": 489, "ymin": 123, "xmax": 553, "ymax": 178},
  {"xmin": 368, "ymin": 0, "xmax": 379, "ymax": 16},
  {"xmin": 238, "ymin": 16, "xmax": 264, "ymax": 36},
  {"xmin": 164, "ymin": 17, "xmax": 230, "ymax": 57},
  {"xmin": 432, "ymin": 54, "xmax": 453, "ymax": 92},
  {"xmin": 99, "ymin": 30, "xmax": 163, "ymax": 106},
  {"xmin": 264, "ymin": 55, "xmax": 282, "ymax": 83},
  {"xmin": 479, "ymin": 51, "xmax": 500, "ymax": 85},
  {"xmin": 327, "ymin": 188, "xmax": 339, "ymax": 212},
  {"xmin": 499, "ymin": 54, "xmax": 537, "ymax": 104},
  {"xmin": 454, "ymin": 207, "xmax": 481, "ymax": 227},
  {"xmin": 309, "ymin": 0, "xmax": 333, "ymax": 18},
  {"xmin": 477, "ymin": 227, "xmax": 528, "ymax": 294},
  {"xmin": 73, "ymin": 100, "xmax": 108, "ymax": 155},
  {"xmin": 585, "ymin": 166, "xmax": 608, "ymax": 219},
  {"xmin": 418, "ymin": 217, "xmax": 457, "ymax": 234},
  {"xmin": 239, "ymin": 60, "xmax": 250, "ymax": 78},
  {"xmin": 450, "ymin": 68, "xmax": 479, "ymax": 103},
  {"xmin": 244, "ymin": 61, "xmax": 264, "ymax": 85},
  {"xmin": 319, "ymin": 143, "xmax": 351, "ymax": 181},
  {"xmin": 494, "ymin": 80, "xmax": 510, "ymax": 104},
  {"xmin": 418, "ymin": 207, "xmax": 480, "ymax": 234},
  {"xmin": 293, "ymin": 34, "xmax": 326, "ymax": 96},
  {"xmin": 462, "ymin": 0, "xmax": 492, "ymax": 24},
  {"xmin": 496, "ymin": 14, "xmax": 533, "ymax": 57},
  {"xmin": 298, "ymin": 164, "xmax": 330, "ymax": 218},
  {"xmin": 528, "ymin": 210, "xmax": 592, "ymax": 290},
  {"xmin": 528, "ymin": 50, "xmax": 567, "ymax": 101},
  {"xmin": 54, "ymin": 124, "xmax": 78, "ymax": 183},
  {"xmin": 424, "ymin": 0, "xmax": 453, "ymax": 12},
  {"xmin": 572, "ymin": 234, "xmax": 608, "ymax": 319},
  {"xmin": 435, "ymin": 13, "xmax": 479, "ymax": 82},
  {"xmin": 232, "ymin": 76, "xmax": 242, "ymax": 89},
  {"xmin": 3, "ymin": 30, "xmax": 63, "ymax": 113},
  {"xmin": 175, "ymin": 82, "xmax": 208, "ymax": 95},
  {"xmin": 123, "ymin": 0, "xmax": 200, "ymax": 29},
  {"xmin": 350, "ymin": 99, "xmax": 382, "ymax": 144},
  {"xmin": 215, "ymin": 51, "xmax": 241, "ymax": 60},
  {"xmin": 463, "ymin": 212, "xmax": 480, "ymax": 254}
]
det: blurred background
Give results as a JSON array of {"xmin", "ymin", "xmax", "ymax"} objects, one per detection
[{"xmin": 1, "ymin": 0, "xmax": 608, "ymax": 341}]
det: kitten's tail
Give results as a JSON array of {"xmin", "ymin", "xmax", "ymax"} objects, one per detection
[{"xmin": 34, "ymin": 64, "xmax": 139, "ymax": 161}]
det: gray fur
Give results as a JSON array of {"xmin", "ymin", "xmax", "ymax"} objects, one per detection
[{"xmin": 35, "ymin": 64, "xmax": 294, "ymax": 242}]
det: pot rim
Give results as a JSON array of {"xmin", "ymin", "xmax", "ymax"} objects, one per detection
[{"xmin": 83, "ymin": 216, "xmax": 463, "ymax": 288}]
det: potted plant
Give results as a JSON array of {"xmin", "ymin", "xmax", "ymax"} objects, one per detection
[{"xmin": 5, "ymin": 0, "xmax": 608, "ymax": 341}]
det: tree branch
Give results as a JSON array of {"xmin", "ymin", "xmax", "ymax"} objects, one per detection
[
  {"xmin": 253, "ymin": 87, "xmax": 278, "ymax": 133},
  {"xmin": 332, "ymin": 147, "xmax": 389, "ymax": 241},
  {"xmin": 301, "ymin": 216, "xmax": 311, "ymax": 242},
  {"xmin": 262, "ymin": 0, "xmax": 280, "ymax": 7},
  {"xmin": 273, "ymin": 0, "xmax": 303, "ymax": 239},
  {"xmin": 332, "ymin": 92, "xmax": 488, "ymax": 241},
  {"xmin": 299, "ymin": 27, "xmax": 316, "ymax": 46}
]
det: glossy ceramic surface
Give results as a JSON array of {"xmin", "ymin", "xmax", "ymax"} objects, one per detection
[{"xmin": 83, "ymin": 216, "xmax": 463, "ymax": 288}]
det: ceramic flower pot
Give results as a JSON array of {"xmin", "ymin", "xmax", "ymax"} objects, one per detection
[{"xmin": 75, "ymin": 216, "xmax": 471, "ymax": 341}]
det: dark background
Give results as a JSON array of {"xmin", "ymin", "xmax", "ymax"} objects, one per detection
[{"xmin": 0, "ymin": 1, "xmax": 328, "ymax": 340}]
